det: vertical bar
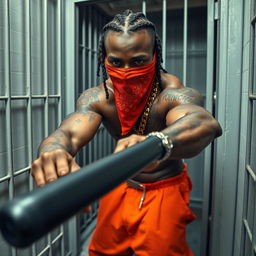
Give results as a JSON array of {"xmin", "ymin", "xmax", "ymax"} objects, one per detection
[
  {"xmin": 57, "ymin": 0, "xmax": 62, "ymax": 126},
  {"xmin": 82, "ymin": 6, "xmax": 86, "ymax": 92},
  {"xmin": 43, "ymin": 1, "xmax": 52, "ymax": 255},
  {"xmin": 93, "ymin": 8, "xmax": 97, "ymax": 86},
  {"xmin": 25, "ymin": 0, "xmax": 32, "ymax": 186},
  {"xmin": 88, "ymin": 5, "xmax": 92, "ymax": 89},
  {"xmin": 25, "ymin": 1, "xmax": 36, "ymax": 255},
  {"xmin": 183, "ymin": 0, "xmax": 188, "ymax": 85},
  {"xmin": 202, "ymin": 1, "xmax": 215, "ymax": 255},
  {"xmin": 162, "ymin": 0, "xmax": 167, "ymax": 68},
  {"xmin": 57, "ymin": 0, "xmax": 65, "ymax": 254},
  {"xmin": 97, "ymin": 11, "xmax": 102, "ymax": 85},
  {"xmin": 43, "ymin": 0, "xmax": 49, "ymax": 138},
  {"xmin": 142, "ymin": 0, "xmax": 146, "ymax": 15},
  {"xmin": 4, "ymin": 2, "xmax": 17, "ymax": 256},
  {"xmin": 88, "ymin": 6, "xmax": 93, "ymax": 163}
]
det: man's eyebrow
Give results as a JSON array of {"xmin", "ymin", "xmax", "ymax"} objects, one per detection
[
  {"xmin": 130, "ymin": 55, "xmax": 148, "ymax": 60},
  {"xmin": 108, "ymin": 56, "xmax": 121, "ymax": 60}
]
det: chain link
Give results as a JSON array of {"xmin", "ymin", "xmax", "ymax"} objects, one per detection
[{"xmin": 135, "ymin": 81, "xmax": 159, "ymax": 135}]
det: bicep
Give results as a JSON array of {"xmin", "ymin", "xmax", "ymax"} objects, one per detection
[
  {"xmin": 166, "ymin": 104, "xmax": 210, "ymax": 126},
  {"xmin": 60, "ymin": 86, "xmax": 103, "ymax": 150},
  {"xmin": 161, "ymin": 87, "xmax": 206, "ymax": 125}
]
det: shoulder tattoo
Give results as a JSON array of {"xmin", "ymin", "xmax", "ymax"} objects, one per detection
[
  {"xmin": 76, "ymin": 87, "xmax": 101, "ymax": 112},
  {"xmin": 161, "ymin": 87, "xmax": 204, "ymax": 107}
]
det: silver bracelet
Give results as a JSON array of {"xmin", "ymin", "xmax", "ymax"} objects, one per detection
[{"xmin": 146, "ymin": 132, "xmax": 173, "ymax": 161}]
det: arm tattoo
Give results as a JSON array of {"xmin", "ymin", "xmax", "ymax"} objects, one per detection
[
  {"xmin": 161, "ymin": 87, "xmax": 204, "ymax": 107},
  {"xmin": 74, "ymin": 87, "xmax": 101, "ymax": 122},
  {"xmin": 77, "ymin": 87, "xmax": 101, "ymax": 112},
  {"xmin": 38, "ymin": 129, "xmax": 74, "ymax": 155},
  {"xmin": 164, "ymin": 112, "xmax": 203, "ymax": 146}
]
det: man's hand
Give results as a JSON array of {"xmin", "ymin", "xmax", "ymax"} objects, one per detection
[
  {"xmin": 114, "ymin": 134, "xmax": 146, "ymax": 153},
  {"xmin": 31, "ymin": 149, "xmax": 80, "ymax": 187},
  {"xmin": 114, "ymin": 134, "xmax": 162, "ymax": 172}
]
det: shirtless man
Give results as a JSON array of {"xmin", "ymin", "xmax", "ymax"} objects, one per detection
[{"xmin": 31, "ymin": 10, "xmax": 222, "ymax": 256}]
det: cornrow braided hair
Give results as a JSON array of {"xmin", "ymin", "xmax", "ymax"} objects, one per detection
[{"xmin": 97, "ymin": 9, "xmax": 167, "ymax": 99}]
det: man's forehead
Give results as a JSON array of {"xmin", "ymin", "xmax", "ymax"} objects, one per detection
[{"xmin": 104, "ymin": 29, "xmax": 154, "ymax": 53}]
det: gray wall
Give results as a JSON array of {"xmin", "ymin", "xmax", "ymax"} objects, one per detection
[{"xmin": 209, "ymin": 0, "xmax": 256, "ymax": 255}]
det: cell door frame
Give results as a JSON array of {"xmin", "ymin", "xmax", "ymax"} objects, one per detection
[{"xmin": 64, "ymin": 1, "xmax": 214, "ymax": 256}]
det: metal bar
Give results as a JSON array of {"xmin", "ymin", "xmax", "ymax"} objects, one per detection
[
  {"xmin": 96, "ymin": 10, "xmax": 102, "ymax": 85},
  {"xmin": 9, "ymin": 95, "xmax": 62, "ymax": 99},
  {"xmin": 249, "ymin": 94, "xmax": 256, "ymax": 100},
  {"xmin": 4, "ymin": 1, "xmax": 17, "ymax": 255},
  {"xmin": 142, "ymin": 0, "xmax": 146, "ymax": 15},
  {"xmin": 84, "ymin": 46, "xmax": 97, "ymax": 53},
  {"xmin": 13, "ymin": 166, "xmax": 31, "ymax": 177},
  {"xmin": 37, "ymin": 245, "xmax": 50, "ymax": 256},
  {"xmin": 162, "ymin": 0, "xmax": 167, "ymax": 68},
  {"xmin": 57, "ymin": 0, "xmax": 62, "ymax": 126},
  {"xmin": 201, "ymin": 1, "xmax": 215, "ymax": 254},
  {"xmin": 32, "ymin": 95, "xmax": 61, "ymax": 98},
  {"xmin": 4, "ymin": 0, "xmax": 13, "ymax": 199},
  {"xmin": 183, "ymin": 0, "xmax": 188, "ymax": 85},
  {"xmin": 82, "ymin": 6, "xmax": 86, "ymax": 92},
  {"xmin": 3, "ymin": 95, "xmax": 62, "ymax": 99},
  {"xmin": 25, "ymin": 2, "xmax": 36, "ymax": 254},
  {"xmin": 51, "ymin": 232, "xmax": 63, "ymax": 245},
  {"xmin": 93, "ymin": 7, "xmax": 97, "ymax": 86},
  {"xmin": 56, "ymin": 2, "xmax": 65, "ymax": 255},
  {"xmin": 246, "ymin": 164, "xmax": 256, "ymax": 182},
  {"xmin": 87, "ymin": 6, "xmax": 93, "ymax": 163},
  {"xmin": 88, "ymin": 6, "xmax": 92, "ymax": 89},
  {"xmin": 25, "ymin": 0, "xmax": 32, "ymax": 169},
  {"xmin": 251, "ymin": 15, "xmax": 256, "ymax": 25},
  {"xmin": 43, "ymin": 0, "xmax": 49, "ymax": 138},
  {"xmin": 43, "ymin": 1, "xmax": 52, "ymax": 255},
  {"xmin": 243, "ymin": 219, "xmax": 253, "ymax": 242},
  {"xmin": 0, "ymin": 175, "xmax": 11, "ymax": 183}
]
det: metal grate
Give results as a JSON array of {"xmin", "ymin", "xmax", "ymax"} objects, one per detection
[
  {"xmin": 76, "ymin": 2, "xmax": 208, "ymax": 256},
  {"xmin": 242, "ymin": 1, "xmax": 256, "ymax": 255},
  {"xmin": 0, "ymin": 0, "xmax": 69, "ymax": 255},
  {"xmin": 75, "ymin": 3, "xmax": 115, "ymax": 244}
]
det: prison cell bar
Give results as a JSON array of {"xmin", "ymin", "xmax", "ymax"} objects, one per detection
[
  {"xmin": 162, "ymin": 0, "xmax": 167, "ymax": 68},
  {"xmin": 0, "ymin": 136, "xmax": 165, "ymax": 248},
  {"xmin": 183, "ymin": 0, "xmax": 188, "ymax": 85}
]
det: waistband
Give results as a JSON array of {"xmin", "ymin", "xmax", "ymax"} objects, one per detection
[{"xmin": 126, "ymin": 163, "xmax": 187, "ymax": 191}]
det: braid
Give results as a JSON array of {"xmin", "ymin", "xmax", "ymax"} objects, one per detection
[
  {"xmin": 155, "ymin": 33, "xmax": 168, "ymax": 85},
  {"xmin": 97, "ymin": 34, "xmax": 109, "ymax": 98},
  {"xmin": 97, "ymin": 9, "xmax": 167, "ymax": 99}
]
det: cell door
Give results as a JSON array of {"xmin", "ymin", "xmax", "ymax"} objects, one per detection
[{"xmin": 74, "ymin": 1, "xmax": 216, "ymax": 256}]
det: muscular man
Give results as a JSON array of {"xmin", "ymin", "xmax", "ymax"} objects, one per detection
[{"xmin": 31, "ymin": 10, "xmax": 222, "ymax": 256}]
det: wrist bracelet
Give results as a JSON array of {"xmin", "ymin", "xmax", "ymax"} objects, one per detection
[{"xmin": 146, "ymin": 131, "xmax": 173, "ymax": 161}]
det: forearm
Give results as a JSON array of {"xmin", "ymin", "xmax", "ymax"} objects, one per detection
[
  {"xmin": 162, "ymin": 111, "xmax": 222, "ymax": 159},
  {"xmin": 38, "ymin": 128, "xmax": 76, "ymax": 156}
]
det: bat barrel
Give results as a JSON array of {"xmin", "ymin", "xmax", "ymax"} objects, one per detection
[{"xmin": 0, "ymin": 136, "xmax": 165, "ymax": 248}]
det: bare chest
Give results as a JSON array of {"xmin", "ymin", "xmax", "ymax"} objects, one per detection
[{"xmin": 100, "ymin": 97, "xmax": 168, "ymax": 140}]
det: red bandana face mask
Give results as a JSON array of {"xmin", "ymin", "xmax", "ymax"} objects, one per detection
[{"xmin": 106, "ymin": 54, "xmax": 156, "ymax": 135}]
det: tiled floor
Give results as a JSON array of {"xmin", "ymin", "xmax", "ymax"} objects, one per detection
[{"xmin": 80, "ymin": 207, "xmax": 202, "ymax": 256}]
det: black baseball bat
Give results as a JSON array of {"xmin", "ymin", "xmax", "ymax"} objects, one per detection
[{"xmin": 0, "ymin": 136, "xmax": 165, "ymax": 248}]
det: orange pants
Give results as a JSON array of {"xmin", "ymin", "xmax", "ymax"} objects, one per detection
[{"xmin": 89, "ymin": 164, "xmax": 196, "ymax": 256}]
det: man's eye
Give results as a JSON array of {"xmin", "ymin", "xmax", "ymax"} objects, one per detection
[
  {"xmin": 110, "ymin": 60, "xmax": 121, "ymax": 67},
  {"xmin": 133, "ymin": 59, "xmax": 145, "ymax": 66}
]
